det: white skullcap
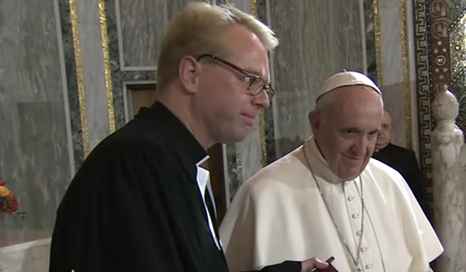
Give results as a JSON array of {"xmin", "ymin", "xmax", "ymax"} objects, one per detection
[{"xmin": 316, "ymin": 71, "xmax": 381, "ymax": 102}]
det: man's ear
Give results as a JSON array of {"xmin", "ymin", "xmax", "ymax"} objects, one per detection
[
  {"xmin": 178, "ymin": 56, "xmax": 200, "ymax": 94},
  {"xmin": 309, "ymin": 110, "xmax": 320, "ymax": 132}
]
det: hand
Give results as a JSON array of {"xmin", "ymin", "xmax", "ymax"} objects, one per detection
[{"xmin": 300, "ymin": 257, "xmax": 329, "ymax": 272}]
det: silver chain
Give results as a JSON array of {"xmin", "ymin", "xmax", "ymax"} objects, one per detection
[{"xmin": 303, "ymin": 145, "xmax": 365, "ymax": 270}]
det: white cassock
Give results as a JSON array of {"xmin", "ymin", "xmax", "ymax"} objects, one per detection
[{"xmin": 219, "ymin": 136, "xmax": 443, "ymax": 272}]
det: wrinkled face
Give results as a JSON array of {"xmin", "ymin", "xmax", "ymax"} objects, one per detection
[
  {"xmin": 194, "ymin": 25, "xmax": 271, "ymax": 144},
  {"xmin": 310, "ymin": 86, "xmax": 383, "ymax": 180},
  {"xmin": 376, "ymin": 110, "xmax": 392, "ymax": 149}
]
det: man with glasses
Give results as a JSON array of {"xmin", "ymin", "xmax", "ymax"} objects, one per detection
[{"xmin": 49, "ymin": 3, "xmax": 328, "ymax": 272}]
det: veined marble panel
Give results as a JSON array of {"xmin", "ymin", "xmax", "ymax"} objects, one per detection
[
  {"xmin": 228, "ymin": 0, "xmax": 252, "ymax": 13},
  {"xmin": 240, "ymin": 118, "xmax": 263, "ymax": 183},
  {"xmin": 0, "ymin": 0, "xmax": 72, "ymax": 246},
  {"xmin": 267, "ymin": 0, "xmax": 365, "ymax": 157},
  {"xmin": 166, "ymin": 0, "xmax": 207, "ymax": 18},
  {"xmin": 365, "ymin": 0, "xmax": 377, "ymax": 82},
  {"xmin": 117, "ymin": 0, "xmax": 215, "ymax": 69},
  {"xmin": 0, "ymin": 238, "xmax": 50, "ymax": 272},
  {"xmin": 117, "ymin": 0, "xmax": 167, "ymax": 69},
  {"xmin": 76, "ymin": 0, "xmax": 112, "ymax": 150}
]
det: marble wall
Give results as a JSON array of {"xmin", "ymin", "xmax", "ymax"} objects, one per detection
[{"xmin": 0, "ymin": 0, "xmax": 73, "ymax": 247}]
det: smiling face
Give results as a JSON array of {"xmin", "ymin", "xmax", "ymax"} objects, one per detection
[
  {"xmin": 310, "ymin": 85, "xmax": 383, "ymax": 180},
  {"xmin": 193, "ymin": 24, "xmax": 271, "ymax": 144}
]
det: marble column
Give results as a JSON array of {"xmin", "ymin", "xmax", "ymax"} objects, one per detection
[{"xmin": 431, "ymin": 86, "xmax": 466, "ymax": 271}]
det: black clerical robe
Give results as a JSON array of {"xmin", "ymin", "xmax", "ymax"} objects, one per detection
[
  {"xmin": 49, "ymin": 102, "xmax": 301, "ymax": 272},
  {"xmin": 372, "ymin": 143, "xmax": 429, "ymax": 216}
]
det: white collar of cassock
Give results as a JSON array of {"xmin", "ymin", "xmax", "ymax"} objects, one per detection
[
  {"xmin": 196, "ymin": 155, "xmax": 210, "ymax": 197},
  {"xmin": 305, "ymin": 136, "xmax": 355, "ymax": 184},
  {"xmin": 195, "ymin": 155, "xmax": 221, "ymax": 250}
]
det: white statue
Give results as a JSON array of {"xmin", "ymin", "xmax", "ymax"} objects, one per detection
[
  {"xmin": 432, "ymin": 85, "xmax": 463, "ymax": 181},
  {"xmin": 460, "ymin": 145, "xmax": 466, "ymax": 181},
  {"xmin": 431, "ymin": 85, "xmax": 466, "ymax": 272}
]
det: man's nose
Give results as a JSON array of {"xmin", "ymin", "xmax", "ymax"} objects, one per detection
[
  {"xmin": 252, "ymin": 89, "xmax": 270, "ymax": 109},
  {"xmin": 351, "ymin": 137, "xmax": 369, "ymax": 155}
]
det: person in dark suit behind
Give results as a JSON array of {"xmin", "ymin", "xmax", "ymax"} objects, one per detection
[{"xmin": 372, "ymin": 109, "xmax": 429, "ymax": 217}]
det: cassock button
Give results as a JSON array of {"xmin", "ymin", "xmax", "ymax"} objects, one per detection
[
  {"xmin": 356, "ymin": 230, "xmax": 362, "ymax": 236},
  {"xmin": 365, "ymin": 264, "xmax": 373, "ymax": 269},
  {"xmin": 347, "ymin": 196, "xmax": 354, "ymax": 201},
  {"xmin": 352, "ymin": 213, "xmax": 359, "ymax": 219},
  {"xmin": 355, "ymin": 267, "xmax": 362, "ymax": 272},
  {"xmin": 361, "ymin": 246, "xmax": 368, "ymax": 252}
]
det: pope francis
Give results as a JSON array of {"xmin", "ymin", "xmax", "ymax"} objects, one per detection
[{"xmin": 219, "ymin": 71, "xmax": 443, "ymax": 272}]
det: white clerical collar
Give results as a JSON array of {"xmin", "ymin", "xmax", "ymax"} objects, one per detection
[
  {"xmin": 196, "ymin": 155, "xmax": 210, "ymax": 195},
  {"xmin": 304, "ymin": 136, "xmax": 352, "ymax": 184},
  {"xmin": 195, "ymin": 155, "xmax": 221, "ymax": 250}
]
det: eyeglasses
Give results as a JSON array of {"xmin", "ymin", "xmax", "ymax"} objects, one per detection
[{"xmin": 196, "ymin": 54, "xmax": 275, "ymax": 99}]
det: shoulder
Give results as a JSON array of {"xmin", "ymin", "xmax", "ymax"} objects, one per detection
[
  {"xmin": 75, "ymin": 131, "xmax": 174, "ymax": 184},
  {"xmin": 365, "ymin": 159, "xmax": 411, "ymax": 192},
  {"xmin": 90, "ymin": 129, "xmax": 169, "ymax": 160},
  {"xmin": 365, "ymin": 158, "xmax": 406, "ymax": 185},
  {"xmin": 367, "ymin": 158, "xmax": 401, "ymax": 175}
]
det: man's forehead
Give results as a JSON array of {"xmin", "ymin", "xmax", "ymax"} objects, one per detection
[
  {"xmin": 244, "ymin": 63, "xmax": 269, "ymax": 79},
  {"xmin": 330, "ymin": 104, "xmax": 382, "ymax": 128},
  {"xmin": 382, "ymin": 110, "xmax": 392, "ymax": 121},
  {"xmin": 237, "ymin": 60, "xmax": 270, "ymax": 83}
]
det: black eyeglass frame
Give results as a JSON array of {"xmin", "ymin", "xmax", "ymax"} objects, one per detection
[{"xmin": 196, "ymin": 54, "xmax": 275, "ymax": 99}]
